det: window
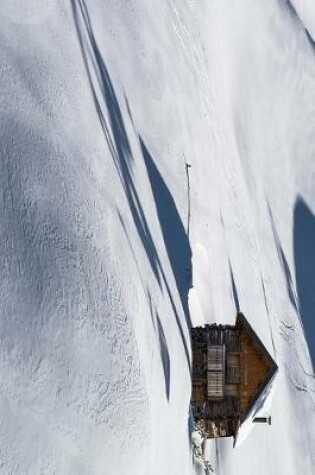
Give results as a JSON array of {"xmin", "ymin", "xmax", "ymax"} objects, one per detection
[
  {"xmin": 193, "ymin": 348, "xmax": 206, "ymax": 375},
  {"xmin": 227, "ymin": 366, "xmax": 240, "ymax": 383},
  {"xmin": 192, "ymin": 381, "xmax": 206, "ymax": 402},
  {"xmin": 227, "ymin": 354, "xmax": 240, "ymax": 383},
  {"xmin": 225, "ymin": 383, "xmax": 238, "ymax": 397}
]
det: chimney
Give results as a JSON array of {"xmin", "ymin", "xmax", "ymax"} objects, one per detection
[{"xmin": 253, "ymin": 416, "xmax": 272, "ymax": 425}]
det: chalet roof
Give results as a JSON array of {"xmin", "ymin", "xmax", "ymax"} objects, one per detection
[{"xmin": 236, "ymin": 312, "xmax": 278, "ymax": 426}]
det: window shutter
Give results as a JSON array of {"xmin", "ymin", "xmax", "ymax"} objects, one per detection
[
  {"xmin": 208, "ymin": 346, "xmax": 224, "ymax": 371},
  {"xmin": 207, "ymin": 371, "xmax": 224, "ymax": 398},
  {"xmin": 207, "ymin": 345, "xmax": 225, "ymax": 399}
]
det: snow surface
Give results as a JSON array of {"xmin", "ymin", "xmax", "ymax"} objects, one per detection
[{"xmin": 0, "ymin": 0, "xmax": 314, "ymax": 474}]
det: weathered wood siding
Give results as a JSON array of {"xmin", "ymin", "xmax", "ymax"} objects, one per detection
[
  {"xmin": 191, "ymin": 326, "xmax": 240, "ymax": 420},
  {"xmin": 191, "ymin": 316, "xmax": 277, "ymax": 439},
  {"xmin": 239, "ymin": 328, "xmax": 270, "ymax": 415}
]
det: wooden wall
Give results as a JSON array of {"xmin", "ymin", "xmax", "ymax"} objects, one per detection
[
  {"xmin": 191, "ymin": 321, "xmax": 275, "ymax": 438},
  {"xmin": 239, "ymin": 329, "xmax": 270, "ymax": 414}
]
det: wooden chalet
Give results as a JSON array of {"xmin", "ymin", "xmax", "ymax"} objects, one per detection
[{"xmin": 191, "ymin": 313, "xmax": 278, "ymax": 440}]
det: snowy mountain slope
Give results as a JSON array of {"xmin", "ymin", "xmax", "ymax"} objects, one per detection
[
  {"xmin": 0, "ymin": 0, "xmax": 314, "ymax": 474},
  {"xmin": 289, "ymin": 0, "xmax": 315, "ymax": 43},
  {"xmin": 0, "ymin": 0, "xmax": 197, "ymax": 473},
  {"xmin": 188, "ymin": 1, "xmax": 315, "ymax": 474}
]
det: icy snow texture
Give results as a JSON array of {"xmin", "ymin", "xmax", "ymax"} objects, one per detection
[{"xmin": 0, "ymin": 0, "xmax": 314, "ymax": 474}]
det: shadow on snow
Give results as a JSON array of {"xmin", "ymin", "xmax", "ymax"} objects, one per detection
[
  {"xmin": 71, "ymin": 0, "xmax": 162, "ymax": 286},
  {"xmin": 268, "ymin": 199, "xmax": 314, "ymax": 370},
  {"xmin": 268, "ymin": 203, "xmax": 299, "ymax": 312},
  {"xmin": 140, "ymin": 138, "xmax": 192, "ymax": 328},
  {"xmin": 228, "ymin": 259, "xmax": 240, "ymax": 314},
  {"xmin": 71, "ymin": 0, "xmax": 192, "ymax": 395},
  {"xmin": 293, "ymin": 198, "xmax": 315, "ymax": 369}
]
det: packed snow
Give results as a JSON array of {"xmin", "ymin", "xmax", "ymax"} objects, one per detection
[{"xmin": 0, "ymin": 0, "xmax": 314, "ymax": 474}]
